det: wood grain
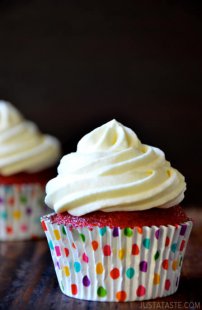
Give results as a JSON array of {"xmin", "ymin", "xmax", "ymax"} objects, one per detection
[{"xmin": 0, "ymin": 206, "xmax": 201, "ymax": 310}]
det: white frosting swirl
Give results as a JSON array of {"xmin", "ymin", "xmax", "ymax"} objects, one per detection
[
  {"xmin": 45, "ymin": 119, "xmax": 186, "ymax": 216},
  {"xmin": 0, "ymin": 100, "xmax": 61, "ymax": 175}
]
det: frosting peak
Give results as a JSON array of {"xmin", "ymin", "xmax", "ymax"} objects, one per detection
[
  {"xmin": 0, "ymin": 100, "xmax": 61, "ymax": 176},
  {"xmin": 45, "ymin": 120, "xmax": 186, "ymax": 216},
  {"xmin": 77, "ymin": 120, "xmax": 141, "ymax": 153}
]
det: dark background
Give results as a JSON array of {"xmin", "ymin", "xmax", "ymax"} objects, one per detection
[{"xmin": 0, "ymin": 0, "xmax": 201, "ymax": 204}]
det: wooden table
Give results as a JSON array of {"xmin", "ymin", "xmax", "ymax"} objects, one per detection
[{"xmin": 0, "ymin": 207, "xmax": 201, "ymax": 310}]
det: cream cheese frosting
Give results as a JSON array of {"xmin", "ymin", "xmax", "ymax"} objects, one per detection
[
  {"xmin": 0, "ymin": 100, "xmax": 61, "ymax": 175},
  {"xmin": 45, "ymin": 119, "xmax": 186, "ymax": 216}
]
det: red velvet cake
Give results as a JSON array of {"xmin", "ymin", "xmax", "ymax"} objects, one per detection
[
  {"xmin": 0, "ymin": 168, "xmax": 56, "ymax": 186},
  {"xmin": 50, "ymin": 205, "xmax": 190, "ymax": 229}
]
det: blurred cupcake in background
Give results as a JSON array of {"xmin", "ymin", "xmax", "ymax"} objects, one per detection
[
  {"xmin": 0, "ymin": 100, "xmax": 61, "ymax": 241},
  {"xmin": 42, "ymin": 119, "xmax": 192, "ymax": 302}
]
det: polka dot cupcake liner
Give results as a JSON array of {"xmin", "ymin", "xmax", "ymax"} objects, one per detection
[
  {"xmin": 0, "ymin": 183, "xmax": 48, "ymax": 241},
  {"xmin": 41, "ymin": 214, "xmax": 192, "ymax": 302}
]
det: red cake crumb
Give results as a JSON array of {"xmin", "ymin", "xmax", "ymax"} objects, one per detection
[
  {"xmin": 49, "ymin": 205, "xmax": 191, "ymax": 228},
  {"xmin": 0, "ymin": 167, "xmax": 56, "ymax": 185}
]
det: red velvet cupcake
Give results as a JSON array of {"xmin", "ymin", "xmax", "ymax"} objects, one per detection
[
  {"xmin": 49, "ymin": 205, "xmax": 190, "ymax": 228},
  {"xmin": 0, "ymin": 100, "xmax": 61, "ymax": 241},
  {"xmin": 42, "ymin": 120, "xmax": 192, "ymax": 301}
]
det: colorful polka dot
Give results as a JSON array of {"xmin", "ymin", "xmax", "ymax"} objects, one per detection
[
  {"xmin": 8, "ymin": 197, "xmax": 15, "ymax": 205},
  {"xmin": 54, "ymin": 229, "xmax": 61, "ymax": 240},
  {"xmin": 5, "ymin": 186, "xmax": 12, "ymax": 194},
  {"xmin": 112, "ymin": 227, "xmax": 119, "ymax": 237},
  {"xmin": 13, "ymin": 210, "xmax": 22, "ymax": 220},
  {"xmin": 136, "ymin": 227, "xmax": 143, "ymax": 234},
  {"xmin": 116, "ymin": 291, "xmax": 127, "ymax": 302},
  {"xmin": 74, "ymin": 262, "xmax": 81, "ymax": 272},
  {"xmin": 40, "ymin": 214, "xmax": 191, "ymax": 301},
  {"xmin": 132, "ymin": 244, "xmax": 139, "ymax": 255},
  {"xmin": 21, "ymin": 224, "xmax": 28, "ymax": 232},
  {"xmin": 180, "ymin": 240, "xmax": 186, "ymax": 251},
  {"xmin": 96, "ymin": 262, "xmax": 104, "ymax": 274},
  {"xmin": 55, "ymin": 246, "xmax": 61, "ymax": 257},
  {"xmin": 71, "ymin": 284, "xmax": 78, "ymax": 295},
  {"xmin": 140, "ymin": 261, "xmax": 147, "ymax": 272},
  {"xmin": 171, "ymin": 243, "xmax": 177, "ymax": 253},
  {"xmin": 126, "ymin": 267, "xmax": 135, "ymax": 279},
  {"xmin": 99, "ymin": 227, "xmax": 106, "ymax": 236},
  {"xmin": 97, "ymin": 286, "xmax": 107, "ymax": 297},
  {"xmin": 118, "ymin": 249, "xmax": 125, "ymax": 260},
  {"xmin": 1, "ymin": 211, "xmax": 7, "ymax": 220},
  {"xmin": 162, "ymin": 259, "xmax": 169, "ymax": 270},
  {"xmin": 136, "ymin": 285, "xmax": 146, "ymax": 297},
  {"xmin": 165, "ymin": 236, "xmax": 170, "ymax": 247},
  {"xmin": 153, "ymin": 273, "xmax": 160, "ymax": 285},
  {"xmin": 154, "ymin": 251, "xmax": 160, "ymax": 260},
  {"xmin": 180, "ymin": 224, "xmax": 187, "ymax": 236},
  {"xmin": 62, "ymin": 226, "xmax": 66, "ymax": 235},
  {"xmin": 124, "ymin": 227, "xmax": 133, "ymax": 237},
  {"xmin": 79, "ymin": 233, "xmax": 85, "ymax": 242},
  {"xmin": 26, "ymin": 207, "xmax": 32, "ymax": 215},
  {"xmin": 20, "ymin": 195, "xmax": 27, "ymax": 204},
  {"xmin": 49, "ymin": 240, "xmax": 54, "ymax": 250},
  {"xmin": 82, "ymin": 275, "xmax": 90, "ymax": 287},
  {"xmin": 63, "ymin": 266, "xmax": 70, "ymax": 276},
  {"xmin": 165, "ymin": 279, "xmax": 171, "ymax": 291},
  {"xmin": 72, "ymin": 242, "xmax": 76, "ymax": 249},
  {"xmin": 0, "ymin": 183, "xmax": 51, "ymax": 241},
  {"xmin": 64, "ymin": 248, "xmax": 69, "ymax": 257},
  {"xmin": 92, "ymin": 240, "xmax": 98, "ymax": 251},
  {"xmin": 82, "ymin": 253, "xmax": 89, "ymax": 263},
  {"xmin": 143, "ymin": 238, "xmax": 151, "ymax": 249},
  {"xmin": 6, "ymin": 226, "xmax": 13, "ymax": 234},
  {"xmin": 172, "ymin": 260, "xmax": 178, "ymax": 271},
  {"xmin": 103, "ymin": 245, "xmax": 111, "ymax": 256},
  {"xmin": 155, "ymin": 229, "xmax": 160, "ymax": 239},
  {"xmin": 41, "ymin": 220, "xmax": 47, "ymax": 231},
  {"xmin": 110, "ymin": 268, "xmax": 120, "ymax": 280}
]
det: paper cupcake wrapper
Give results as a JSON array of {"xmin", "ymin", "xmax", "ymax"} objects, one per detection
[
  {"xmin": 41, "ymin": 214, "xmax": 192, "ymax": 302},
  {"xmin": 0, "ymin": 183, "xmax": 48, "ymax": 241}
]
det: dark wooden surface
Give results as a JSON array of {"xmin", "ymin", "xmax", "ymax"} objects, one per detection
[{"xmin": 0, "ymin": 206, "xmax": 201, "ymax": 310}]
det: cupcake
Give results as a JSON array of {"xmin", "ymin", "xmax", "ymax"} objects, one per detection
[
  {"xmin": 41, "ymin": 119, "xmax": 192, "ymax": 301},
  {"xmin": 0, "ymin": 100, "xmax": 61, "ymax": 241}
]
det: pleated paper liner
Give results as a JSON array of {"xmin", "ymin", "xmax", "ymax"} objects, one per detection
[
  {"xmin": 41, "ymin": 213, "xmax": 192, "ymax": 302},
  {"xmin": 0, "ymin": 183, "xmax": 48, "ymax": 241}
]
